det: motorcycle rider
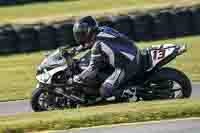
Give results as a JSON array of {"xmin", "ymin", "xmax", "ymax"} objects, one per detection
[{"xmin": 73, "ymin": 16, "xmax": 141, "ymax": 102}]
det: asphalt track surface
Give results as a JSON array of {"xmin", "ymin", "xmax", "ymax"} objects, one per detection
[
  {"xmin": 61, "ymin": 118, "xmax": 200, "ymax": 133},
  {"xmin": 0, "ymin": 83, "xmax": 199, "ymax": 116}
]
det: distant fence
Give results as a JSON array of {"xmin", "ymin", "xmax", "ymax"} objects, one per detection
[{"xmin": 1, "ymin": 7, "xmax": 200, "ymax": 54}]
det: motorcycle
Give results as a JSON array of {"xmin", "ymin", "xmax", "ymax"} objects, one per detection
[{"xmin": 31, "ymin": 43, "xmax": 192, "ymax": 112}]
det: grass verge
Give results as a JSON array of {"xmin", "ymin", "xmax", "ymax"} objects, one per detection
[
  {"xmin": 0, "ymin": 0, "xmax": 200, "ymax": 24},
  {"xmin": 0, "ymin": 99, "xmax": 199, "ymax": 133}
]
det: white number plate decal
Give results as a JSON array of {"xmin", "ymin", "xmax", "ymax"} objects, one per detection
[{"xmin": 150, "ymin": 44, "xmax": 176, "ymax": 66}]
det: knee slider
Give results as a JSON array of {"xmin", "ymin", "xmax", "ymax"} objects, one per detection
[{"xmin": 100, "ymin": 82, "xmax": 114, "ymax": 98}]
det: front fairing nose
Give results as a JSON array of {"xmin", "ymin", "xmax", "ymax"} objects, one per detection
[{"xmin": 36, "ymin": 64, "xmax": 50, "ymax": 75}]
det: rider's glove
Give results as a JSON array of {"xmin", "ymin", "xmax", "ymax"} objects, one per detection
[{"xmin": 73, "ymin": 75, "xmax": 83, "ymax": 84}]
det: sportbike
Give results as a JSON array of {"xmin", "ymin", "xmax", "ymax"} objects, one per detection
[{"xmin": 31, "ymin": 43, "xmax": 192, "ymax": 112}]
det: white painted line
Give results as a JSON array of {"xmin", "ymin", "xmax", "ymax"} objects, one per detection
[
  {"xmin": 71, "ymin": 117, "xmax": 200, "ymax": 130},
  {"xmin": 37, "ymin": 117, "xmax": 200, "ymax": 133}
]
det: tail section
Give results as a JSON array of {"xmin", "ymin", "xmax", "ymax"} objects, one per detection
[{"xmin": 145, "ymin": 43, "xmax": 187, "ymax": 71}]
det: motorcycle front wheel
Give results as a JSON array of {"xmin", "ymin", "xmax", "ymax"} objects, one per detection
[{"xmin": 31, "ymin": 84, "xmax": 62, "ymax": 112}]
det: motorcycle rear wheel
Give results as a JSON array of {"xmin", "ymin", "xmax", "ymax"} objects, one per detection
[{"xmin": 146, "ymin": 67, "xmax": 192, "ymax": 99}]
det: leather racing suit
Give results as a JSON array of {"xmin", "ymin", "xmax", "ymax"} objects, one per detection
[{"xmin": 77, "ymin": 26, "xmax": 141, "ymax": 98}]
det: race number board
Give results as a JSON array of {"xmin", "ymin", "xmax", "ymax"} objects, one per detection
[{"xmin": 150, "ymin": 44, "xmax": 176, "ymax": 66}]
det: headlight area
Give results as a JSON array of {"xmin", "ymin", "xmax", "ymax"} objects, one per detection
[
  {"xmin": 36, "ymin": 69, "xmax": 43, "ymax": 75},
  {"xmin": 36, "ymin": 65, "xmax": 52, "ymax": 75},
  {"xmin": 36, "ymin": 71, "xmax": 51, "ymax": 83}
]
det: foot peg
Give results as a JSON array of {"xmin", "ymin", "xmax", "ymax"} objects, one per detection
[{"xmin": 122, "ymin": 87, "xmax": 138, "ymax": 102}]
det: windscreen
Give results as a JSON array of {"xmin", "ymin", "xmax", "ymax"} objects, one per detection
[{"xmin": 41, "ymin": 49, "xmax": 67, "ymax": 68}]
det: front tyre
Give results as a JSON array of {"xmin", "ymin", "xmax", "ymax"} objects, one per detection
[
  {"xmin": 148, "ymin": 67, "xmax": 192, "ymax": 99},
  {"xmin": 31, "ymin": 87, "xmax": 48, "ymax": 112},
  {"xmin": 31, "ymin": 85, "xmax": 58, "ymax": 112}
]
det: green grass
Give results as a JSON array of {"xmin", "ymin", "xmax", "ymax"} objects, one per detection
[
  {"xmin": 0, "ymin": 99, "xmax": 199, "ymax": 133},
  {"xmin": 0, "ymin": 0, "xmax": 200, "ymax": 24},
  {"xmin": 0, "ymin": 35, "xmax": 199, "ymax": 101}
]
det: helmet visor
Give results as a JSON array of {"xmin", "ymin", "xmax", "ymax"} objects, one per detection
[{"xmin": 73, "ymin": 22, "xmax": 88, "ymax": 45}]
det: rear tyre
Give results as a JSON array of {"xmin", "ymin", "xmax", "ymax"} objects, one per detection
[{"xmin": 148, "ymin": 67, "xmax": 192, "ymax": 99}]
